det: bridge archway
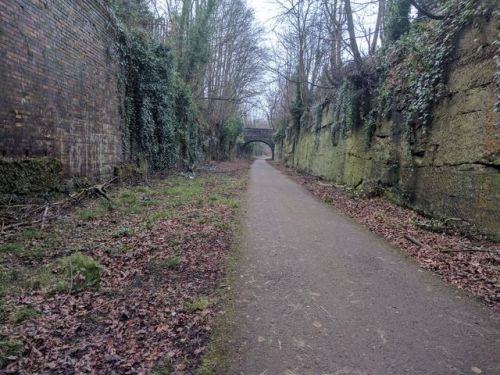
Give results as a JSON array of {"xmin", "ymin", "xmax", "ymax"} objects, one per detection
[
  {"xmin": 241, "ymin": 140, "xmax": 274, "ymax": 160},
  {"xmin": 241, "ymin": 128, "xmax": 275, "ymax": 160}
]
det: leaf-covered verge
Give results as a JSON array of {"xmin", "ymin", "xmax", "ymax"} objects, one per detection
[
  {"xmin": 0, "ymin": 161, "xmax": 250, "ymax": 373},
  {"xmin": 270, "ymin": 162, "xmax": 500, "ymax": 313}
]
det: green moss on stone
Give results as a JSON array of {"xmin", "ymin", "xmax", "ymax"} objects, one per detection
[{"xmin": 0, "ymin": 158, "xmax": 62, "ymax": 195}]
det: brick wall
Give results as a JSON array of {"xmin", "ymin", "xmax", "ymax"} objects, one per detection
[{"xmin": 0, "ymin": 0, "xmax": 123, "ymax": 179}]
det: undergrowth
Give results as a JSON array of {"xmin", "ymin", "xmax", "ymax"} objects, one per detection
[{"xmin": 0, "ymin": 162, "xmax": 249, "ymax": 372}]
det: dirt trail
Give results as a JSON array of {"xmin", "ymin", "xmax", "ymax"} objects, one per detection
[{"xmin": 231, "ymin": 160, "xmax": 499, "ymax": 375}]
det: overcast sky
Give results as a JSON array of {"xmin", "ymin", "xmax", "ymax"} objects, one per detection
[{"xmin": 249, "ymin": 0, "xmax": 278, "ymax": 29}]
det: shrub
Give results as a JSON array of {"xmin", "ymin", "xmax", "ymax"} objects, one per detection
[{"xmin": 53, "ymin": 253, "xmax": 102, "ymax": 293}]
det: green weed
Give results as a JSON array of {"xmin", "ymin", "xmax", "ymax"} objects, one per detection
[
  {"xmin": 11, "ymin": 306, "xmax": 39, "ymax": 324},
  {"xmin": 165, "ymin": 255, "xmax": 181, "ymax": 269},
  {"xmin": 120, "ymin": 190, "xmax": 137, "ymax": 205},
  {"xmin": 163, "ymin": 184, "xmax": 203, "ymax": 200},
  {"xmin": 53, "ymin": 253, "xmax": 102, "ymax": 293},
  {"xmin": 133, "ymin": 186, "xmax": 152, "ymax": 194},
  {"xmin": 18, "ymin": 228, "xmax": 45, "ymax": 241},
  {"xmin": 112, "ymin": 227, "xmax": 131, "ymax": 238},
  {"xmin": 0, "ymin": 243, "xmax": 24, "ymax": 254},
  {"xmin": 0, "ymin": 340, "xmax": 22, "ymax": 369},
  {"xmin": 140, "ymin": 198, "xmax": 159, "ymax": 207},
  {"xmin": 123, "ymin": 205, "xmax": 144, "ymax": 215},
  {"xmin": 184, "ymin": 297, "xmax": 209, "ymax": 313},
  {"xmin": 78, "ymin": 207, "xmax": 106, "ymax": 220}
]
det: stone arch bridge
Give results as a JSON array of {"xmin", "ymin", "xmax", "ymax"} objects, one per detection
[{"xmin": 241, "ymin": 128, "xmax": 275, "ymax": 160}]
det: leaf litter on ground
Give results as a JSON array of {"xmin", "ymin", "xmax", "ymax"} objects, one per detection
[{"xmin": 0, "ymin": 160, "xmax": 250, "ymax": 374}]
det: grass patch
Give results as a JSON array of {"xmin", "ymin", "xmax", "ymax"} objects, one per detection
[
  {"xmin": 112, "ymin": 227, "xmax": 131, "ymax": 238},
  {"xmin": 0, "ymin": 242, "xmax": 47, "ymax": 260},
  {"xmin": 152, "ymin": 358, "xmax": 174, "ymax": 375},
  {"xmin": 146, "ymin": 210, "xmax": 174, "ymax": 227},
  {"xmin": 11, "ymin": 306, "xmax": 39, "ymax": 324},
  {"xmin": 184, "ymin": 297, "xmax": 209, "ymax": 313},
  {"xmin": 78, "ymin": 199, "xmax": 116, "ymax": 220},
  {"xmin": 120, "ymin": 190, "xmax": 137, "ymax": 205},
  {"xmin": 140, "ymin": 198, "xmax": 159, "ymax": 207},
  {"xmin": 25, "ymin": 267, "xmax": 57, "ymax": 291},
  {"xmin": 0, "ymin": 243, "xmax": 24, "ymax": 254},
  {"xmin": 122, "ymin": 203, "xmax": 145, "ymax": 215},
  {"xmin": 53, "ymin": 253, "xmax": 102, "ymax": 294},
  {"xmin": 0, "ymin": 340, "xmax": 22, "ymax": 369},
  {"xmin": 165, "ymin": 255, "xmax": 181, "ymax": 269},
  {"xmin": 133, "ymin": 186, "xmax": 153, "ymax": 194},
  {"xmin": 18, "ymin": 228, "xmax": 45, "ymax": 241},
  {"xmin": 0, "ymin": 266, "xmax": 56, "ymax": 298},
  {"xmin": 162, "ymin": 182, "xmax": 203, "ymax": 201},
  {"xmin": 78, "ymin": 207, "xmax": 106, "ymax": 220},
  {"xmin": 0, "ymin": 161, "xmax": 249, "ymax": 372}
]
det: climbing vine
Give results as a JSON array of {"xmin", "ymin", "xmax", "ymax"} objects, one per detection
[
  {"xmin": 362, "ymin": 0, "xmax": 493, "ymax": 143},
  {"xmin": 109, "ymin": 1, "xmax": 202, "ymax": 171},
  {"xmin": 272, "ymin": 127, "xmax": 286, "ymax": 143},
  {"xmin": 289, "ymin": 0, "xmax": 494, "ymax": 150},
  {"xmin": 220, "ymin": 115, "xmax": 244, "ymax": 160},
  {"xmin": 384, "ymin": 0, "xmax": 412, "ymax": 43}
]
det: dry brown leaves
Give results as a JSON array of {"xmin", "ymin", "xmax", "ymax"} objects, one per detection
[{"xmin": 0, "ymin": 161, "xmax": 250, "ymax": 374}]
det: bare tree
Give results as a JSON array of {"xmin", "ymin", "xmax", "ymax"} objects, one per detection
[{"xmin": 199, "ymin": 0, "xmax": 267, "ymax": 158}]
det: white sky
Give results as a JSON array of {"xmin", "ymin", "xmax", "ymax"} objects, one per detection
[
  {"xmin": 150, "ymin": 0, "xmax": 381, "ymax": 121},
  {"xmin": 248, "ymin": 0, "xmax": 380, "ymax": 54},
  {"xmin": 248, "ymin": 0, "xmax": 279, "ymax": 33}
]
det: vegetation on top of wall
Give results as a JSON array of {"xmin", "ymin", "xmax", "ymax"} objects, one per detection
[
  {"xmin": 274, "ymin": 0, "xmax": 494, "ymax": 151},
  {"xmin": 107, "ymin": 0, "xmax": 265, "ymax": 168},
  {"xmin": 319, "ymin": 0, "xmax": 493, "ymax": 148},
  {"xmin": 369, "ymin": 0, "xmax": 491, "ymax": 136},
  {"xmin": 384, "ymin": 0, "xmax": 412, "ymax": 43}
]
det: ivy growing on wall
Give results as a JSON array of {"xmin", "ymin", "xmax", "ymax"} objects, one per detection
[
  {"xmin": 220, "ymin": 115, "xmax": 244, "ymax": 160},
  {"xmin": 332, "ymin": 81, "xmax": 357, "ymax": 137},
  {"xmin": 362, "ymin": 0, "xmax": 493, "ymax": 144},
  {"xmin": 272, "ymin": 127, "xmax": 286, "ymax": 143},
  {"xmin": 384, "ymin": 0, "xmax": 412, "ymax": 43},
  {"xmin": 289, "ymin": 0, "xmax": 494, "ymax": 151},
  {"xmin": 109, "ymin": 1, "xmax": 202, "ymax": 171}
]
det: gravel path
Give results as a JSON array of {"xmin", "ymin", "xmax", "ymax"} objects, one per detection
[{"xmin": 231, "ymin": 160, "xmax": 499, "ymax": 375}]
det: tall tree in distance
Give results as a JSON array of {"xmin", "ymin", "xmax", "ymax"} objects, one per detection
[{"xmin": 201, "ymin": 0, "xmax": 267, "ymax": 158}]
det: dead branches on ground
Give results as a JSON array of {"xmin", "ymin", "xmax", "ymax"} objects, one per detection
[{"xmin": 0, "ymin": 178, "xmax": 116, "ymax": 235}]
